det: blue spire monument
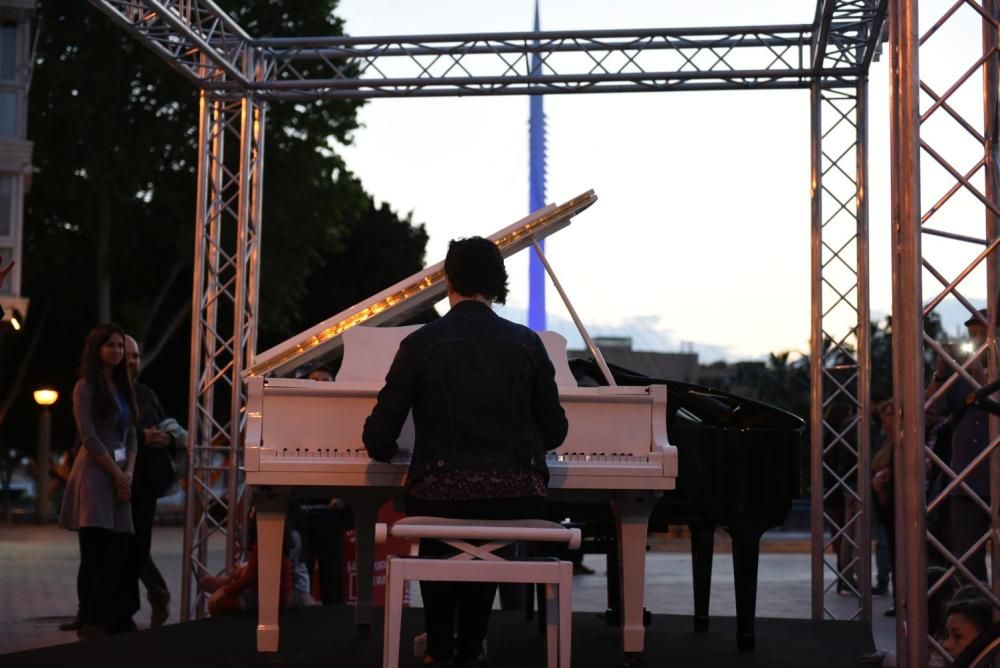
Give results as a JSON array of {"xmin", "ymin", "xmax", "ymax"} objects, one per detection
[{"xmin": 528, "ymin": 1, "xmax": 547, "ymax": 332}]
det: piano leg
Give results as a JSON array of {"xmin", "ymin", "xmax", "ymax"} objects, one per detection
[
  {"xmin": 604, "ymin": 537, "xmax": 620, "ymax": 626},
  {"xmin": 347, "ymin": 492, "xmax": 381, "ymax": 636},
  {"xmin": 690, "ymin": 521, "xmax": 716, "ymax": 633},
  {"xmin": 729, "ymin": 524, "xmax": 763, "ymax": 651},
  {"xmin": 612, "ymin": 491, "xmax": 657, "ymax": 657},
  {"xmin": 255, "ymin": 487, "xmax": 289, "ymax": 652}
]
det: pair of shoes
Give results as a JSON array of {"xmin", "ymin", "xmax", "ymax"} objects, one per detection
[
  {"xmin": 150, "ymin": 603, "xmax": 169, "ymax": 628},
  {"xmin": 420, "ymin": 652, "xmax": 454, "ymax": 667},
  {"xmin": 861, "ymin": 650, "xmax": 888, "ymax": 665},
  {"xmin": 58, "ymin": 615, "xmax": 81, "ymax": 631},
  {"xmin": 573, "ymin": 563, "xmax": 596, "ymax": 576},
  {"xmin": 79, "ymin": 624, "xmax": 106, "ymax": 641},
  {"xmin": 884, "ymin": 607, "xmax": 896, "ymax": 617},
  {"xmin": 455, "ymin": 651, "xmax": 488, "ymax": 667},
  {"xmin": 872, "ymin": 584, "xmax": 889, "ymax": 596},
  {"xmin": 108, "ymin": 618, "xmax": 138, "ymax": 634}
]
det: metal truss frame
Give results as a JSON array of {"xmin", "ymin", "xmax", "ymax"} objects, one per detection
[
  {"xmin": 93, "ymin": 1, "xmax": 887, "ymax": 98},
  {"xmin": 890, "ymin": 0, "xmax": 1000, "ymax": 664},
  {"xmin": 85, "ymin": 0, "xmax": 916, "ymax": 638},
  {"xmin": 810, "ymin": 80, "xmax": 873, "ymax": 623},
  {"xmin": 178, "ymin": 51, "xmax": 265, "ymax": 616}
]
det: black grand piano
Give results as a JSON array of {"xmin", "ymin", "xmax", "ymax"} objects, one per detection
[{"xmin": 545, "ymin": 358, "xmax": 804, "ymax": 651}]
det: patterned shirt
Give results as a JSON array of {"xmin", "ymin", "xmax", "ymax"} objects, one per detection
[{"xmin": 407, "ymin": 468, "xmax": 547, "ymax": 501}]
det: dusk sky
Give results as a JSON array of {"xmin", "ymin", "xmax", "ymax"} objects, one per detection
[{"xmin": 328, "ymin": 1, "xmax": 986, "ymax": 361}]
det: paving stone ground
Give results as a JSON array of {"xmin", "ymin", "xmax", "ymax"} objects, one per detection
[{"xmin": 0, "ymin": 524, "xmax": 894, "ymax": 657}]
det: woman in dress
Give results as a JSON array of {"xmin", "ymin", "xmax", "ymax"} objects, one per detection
[{"xmin": 59, "ymin": 323, "xmax": 138, "ymax": 639}]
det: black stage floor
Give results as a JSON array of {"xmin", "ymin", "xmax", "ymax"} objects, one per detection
[{"xmin": 3, "ymin": 606, "xmax": 875, "ymax": 668}]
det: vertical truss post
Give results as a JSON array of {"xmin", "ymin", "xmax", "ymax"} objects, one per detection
[
  {"xmin": 181, "ymin": 84, "xmax": 224, "ymax": 620},
  {"xmin": 810, "ymin": 79, "xmax": 824, "ymax": 623},
  {"xmin": 888, "ymin": 0, "xmax": 926, "ymax": 664},
  {"xmin": 180, "ymin": 50, "xmax": 266, "ymax": 620},
  {"xmin": 897, "ymin": 0, "xmax": 1000, "ymax": 662},
  {"xmin": 809, "ymin": 76, "xmax": 872, "ymax": 622},
  {"xmin": 983, "ymin": 0, "xmax": 1000, "ymax": 594},
  {"xmin": 856, "ymin": 78, "xmax": 873, "ymax": 625}
]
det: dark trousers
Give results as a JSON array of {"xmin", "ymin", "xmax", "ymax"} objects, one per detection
[
  {"xmin": 140, "ymin": 557, "xmax": 170, "ymax": 606},
  {"xmin": 874, "ymin": 521, "xmax": 891, "ymax": 589},
  {"xmin": 78, "ymin": 527, "xmax": 130, "ymax": 627},
  {"xmin": 303, "ymin": 505, "xmax": 353, "ymax": 605},
  {"xmin": 874, "ymin": 487, "xmax": 897, "ymax": 600},
  {"xmin": 404, "ymin": 495, "xmax": 546, "ymax": 662},
  {"xmin": 950, "ymin": 494, "xmax": 990, "ymax": 583},
  {"xmin": 130, "ymin": 490, "xmax": 170, "ymax": 611}
]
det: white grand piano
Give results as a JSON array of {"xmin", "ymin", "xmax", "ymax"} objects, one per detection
[{"xmin": 243, "ymin": 190, "xmax": 678, "ymax": 657}]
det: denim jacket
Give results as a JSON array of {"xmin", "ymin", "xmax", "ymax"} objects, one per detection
[{"xmin": 362, "ymin": 300, "xmax": 568, "ymax": 486}]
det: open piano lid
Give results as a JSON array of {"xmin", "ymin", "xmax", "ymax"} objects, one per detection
[{"xmin": 245, "ymin": 189, "xmax": 598, "ymax": 378}]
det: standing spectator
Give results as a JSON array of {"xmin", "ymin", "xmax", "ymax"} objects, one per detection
[
  {"xmin": 124, "ymin": 335, "xmax": 181, "ymax": 628},
  {"xmin": 363, "ymin": 237, "xmax": 568, "ymax": 668},
  {"xmin": 872, "ymin": 399, "xmax": 897, "ymax": 615},
  {"xmin": 928, "ymin": 309, "xmax": 991, "ymax": 583},
  {"xmin": 58, "ymin": 323, "xmax": 138, "ymax": 639},
  {"xmin": 870, "ymin": 398, "xmax": 892, "ymax": 596}
]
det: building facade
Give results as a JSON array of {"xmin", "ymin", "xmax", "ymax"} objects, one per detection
[{"xmin": 0, "ymin": 0, "xmax": 33, "ymax": 327}]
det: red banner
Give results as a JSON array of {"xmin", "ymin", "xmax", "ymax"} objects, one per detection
[{"xmin": 344, "ymin": 501, "xmax": 412, "ymax": 606}]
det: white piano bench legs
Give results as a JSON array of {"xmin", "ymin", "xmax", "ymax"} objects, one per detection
[{"xmin": 378, "ymin": 517, "xmax": 580, "ymax": 668}]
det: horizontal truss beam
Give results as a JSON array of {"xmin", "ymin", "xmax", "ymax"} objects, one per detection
[{"xmin": 87, "ymin": 1, "xmax": 888, "ymax": 99}]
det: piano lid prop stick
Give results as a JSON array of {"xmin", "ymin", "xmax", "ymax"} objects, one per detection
[{"xmin": 530, "ymin": 238, "xmax": 616, "ymax": 387}]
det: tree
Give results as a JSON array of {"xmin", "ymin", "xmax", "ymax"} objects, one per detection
[{"xmin": 1, "ymin": 2, "xmax": 429, "ymax": 453}]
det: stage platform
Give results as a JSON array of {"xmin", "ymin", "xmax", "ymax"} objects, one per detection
[{"xmin": 3, "ymin": 605, "xmax": 874, "ymax": 668}]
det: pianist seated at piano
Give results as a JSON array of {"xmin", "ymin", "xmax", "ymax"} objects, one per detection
[{"xmin": 362, "ymin": 236, "xmax": 569, "ymax": 668}]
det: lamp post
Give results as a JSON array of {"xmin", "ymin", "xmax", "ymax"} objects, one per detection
[{"xmin": 33, "ymin": 389, "xmax": 57, "ymax": 524}]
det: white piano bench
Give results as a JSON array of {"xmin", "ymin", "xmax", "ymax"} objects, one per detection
[{"xmin": 376, "ymin": 516, "xmax": 581, "ymax": 668}]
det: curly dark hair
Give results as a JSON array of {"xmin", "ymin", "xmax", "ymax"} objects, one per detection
[
  {"xmin": 444, "ymin": 237, "xmax": 509, "ymax": 304},
  {"xmin": 80, "ymin": 322, "xmax": 138, "ymax": 421}
]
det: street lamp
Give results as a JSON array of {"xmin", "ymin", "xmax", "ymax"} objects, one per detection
[{"xmin": 33, "ymin": 389, "xmax": 58, "ymax": 524}]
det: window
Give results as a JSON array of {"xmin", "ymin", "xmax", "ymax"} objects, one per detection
[
  {"xmin": 0, "ymin": 91, "xmax": 16, "ymax": 137},
  {"xmin": 0, "ymin": 246, "xmax": 10, "ymax": 295},
  {"xmin": 0, "ymin": 23, "xmax": 16, "ymax": 81},
  {"xmin": 0, "ymin": 175, "xmax": 12, "ymax": 236}
]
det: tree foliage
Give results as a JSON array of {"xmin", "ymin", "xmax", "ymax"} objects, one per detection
[{"xmin": 1, "ymin": 1, "xmax": 429, "ymax": 453}]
